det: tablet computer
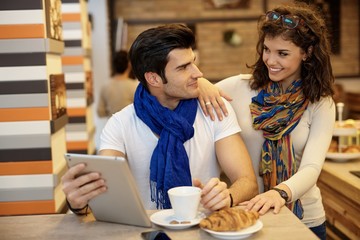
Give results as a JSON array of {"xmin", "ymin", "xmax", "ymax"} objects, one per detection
[{"xmin": 64, "ymin": 153, "xmax": 152, "ymax": 227}]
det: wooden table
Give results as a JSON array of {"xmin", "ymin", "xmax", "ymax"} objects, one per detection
[
  {"xmin": 318, "ymin": 158, "xmax": 360, "ymax": 239},
  {"xmin": 0, "ymin": 206, "xmax": 317, "ymax": 239}
]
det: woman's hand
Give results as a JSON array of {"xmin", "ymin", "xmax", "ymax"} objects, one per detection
[
  {"xmin": 198, "ymin": 77, "xmax": 232, "ymax": 121},
  {"xmin": 243, "ymin": 190, "xmax": 286, "ymax": 215}
]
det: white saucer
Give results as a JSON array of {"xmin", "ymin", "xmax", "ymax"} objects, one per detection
[
  {"xmin": 326, "ymin": 152, "xmax": 360, "ymax": 162},
  {"xmin": 201, "ymin": 220, "xmax": 263, "ymax": 239},
  {"xmin": 150, "ymin": 209, "xmax": 205, "ymax": 230}
]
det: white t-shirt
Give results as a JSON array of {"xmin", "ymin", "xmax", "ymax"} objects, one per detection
[
  {"xmin": 216, "ymin": 74, "xmax": 335, "ymax": 227},
  {"xmin": 99, "ymin": 100, "xmax": 241, "ymax": 210}
]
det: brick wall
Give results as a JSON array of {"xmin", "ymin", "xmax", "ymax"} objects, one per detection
[{"xmin": 115, "ymin": 0, "xmax": 359, "ymax": 80}]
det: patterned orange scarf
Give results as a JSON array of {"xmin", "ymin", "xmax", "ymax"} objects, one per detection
[{"xmin": 250, "ymin": 79, "xmax": 309, "ymax": 219}]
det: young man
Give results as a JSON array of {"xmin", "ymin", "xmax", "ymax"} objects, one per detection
[{"xmin": 62, "ymin": 24, "xmax": 257, "ymax": 212}]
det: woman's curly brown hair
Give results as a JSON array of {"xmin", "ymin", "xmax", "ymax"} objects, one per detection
[{"xmin": 248, "ymin": 2, "xmax": 334, "ymax": 103}]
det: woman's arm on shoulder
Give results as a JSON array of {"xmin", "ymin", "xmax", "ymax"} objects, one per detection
[{"xmin": 198, "ymin": 77, "xmax": 232, "ymax": 121}]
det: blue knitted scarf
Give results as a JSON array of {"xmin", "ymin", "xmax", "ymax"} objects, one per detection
[{"xmin": 134, "ymin": 84, "xmax": 197, "ymax": 209}]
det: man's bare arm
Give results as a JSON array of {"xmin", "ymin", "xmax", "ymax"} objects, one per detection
[{"xmin": 216, "ymin": 133, "xmax": 258, "ymax": 205}]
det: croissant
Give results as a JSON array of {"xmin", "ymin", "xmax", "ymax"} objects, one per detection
[{"xmin": 200, "ymin": 208, "xmax": 259, "ymax": 231}]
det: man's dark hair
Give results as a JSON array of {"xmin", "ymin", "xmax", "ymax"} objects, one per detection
[{"xmin": 129, "ymin": 24, "xmax": 195, "ymax": 90}]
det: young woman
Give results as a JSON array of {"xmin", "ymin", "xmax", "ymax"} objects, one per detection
[{"xmin": 199, "ymin": 2, "xmax": 335, "ymax": 239}]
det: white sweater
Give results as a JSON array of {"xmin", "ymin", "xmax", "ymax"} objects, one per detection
[{"xmin": 216, "ymin": 74, "xmax": 335, "ymax": 227}]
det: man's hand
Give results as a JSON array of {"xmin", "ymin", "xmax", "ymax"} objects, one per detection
[
  {"xmin": 193, "ymin": 178, "xmax": 230, "ymax": 211},
  {"xmin": 61, "ymin": 163, "xmax": 107, "ymax": 209}
]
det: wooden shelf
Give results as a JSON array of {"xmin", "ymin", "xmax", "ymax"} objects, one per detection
[{"xmin": 317, "ymin": 160, "xmax": 360, "ymax": 239}]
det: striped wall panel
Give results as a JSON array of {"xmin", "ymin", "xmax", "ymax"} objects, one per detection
[
  {"xmin": 66, "ymin": 82, "xmax": 84, "ymax": 90},
  {"xmin": 3, "ymin": 183, "xmax": 66, "ymax": 214},
  {"xmin": 62, "ymin": 13, "xmax": 81, "ymax": 22},
  {"xmin": 0, "ymin": 0, "xmax": 63, "ymax": 41},
  {"xmin": 0, "ymin": 200, "xmax": 56, "ymax": 215},
  {"xmin": 62, "ymin": 56, "xmax": 84, "ymax": 65},
  {"xmin": 0, "ymin": 134, "xmax": 50, "ymax": 150},
  {"xmin": 0, "ymin": 80, "xmax": 48, "ymax": 94},
  {"xmin": 0, "ymin": 107, "xmax": 50, "ymax": 122},
  {"xmin": 63, "ymin": 47, "xmax": 83, "ymax": 56},
  {"xmin": 62, "ymin": 0, "xmax": 80, "ymax": 3},
  {"xmin": 0, "ymin": 183, "xmax": 66, "ymax": 215},
  {"xmin": 67, "ymin": 108, "xmax": 86, "ymax": 117},
  {"xmin": 64, "ymin": 72, "xmax": 85, "ymax": 83},
  {"xmin": 64, "ymin": 40, "xmax": 81, "ymax": 47},
  {"xmin": 0, "ymin": 66, "xmax": 47, "ymax": 81},
  {"xmin": 68, "ymin": 117, "xmax": 86, "ymax": 124},
  {"xmin": 0, "ymin": 38, "xmax": 64, "ymax": 54},
  {"xmin": 0, "ymin": 0, "xmax": 43, "ymax": 10},
  {"xmin": 67, "ymin": 126, "xmax": 95, "ymax": 153},
  {"xmin": 66, "ymin": 104, "xmax": 95, "ymax": 152},
  {"xmin": 0, "ymin": 118, "xmax": 67, "ymax": 162},
  {"xmin": 63, "ymin": 65, "xmax": 84, "ymax": 72},
  {"xmin": 0, "ymin": 10, "xmax": 43, "ymax": 24},
  {"xmin": 62, "ymin": 3, "xmax": 81, "ymax": 13},
  {"xmin": 0, "ymin": 24, "xmax": 45, "ymax": 39},
  {"xmin": 0, "ymin": 52, "xmax": 46, "ymax": 67},
  {"xmin": 61, "ymin": 0, "xmax": 95, "ymax": 154},
  {"xmin": 0, "ymin": 52, "xmax": 46, "ymax": 66},
  {"xmin": 0, "ymin": 121, "xmax": 51, "ymax": 136},
  {"xmin": 63, "ymin": 29, "xmax": 82, "ymax": 40},
  {"xmin": 0, "ymin": 161, "xmax": 52, "ymax": 176},
  {"xmin": 0, "ymin": 174, "xmax": 55, "ymax": 201},
  {"xmin": 0, "ymin": 130, "xmax": 67, "ymax": 213},
  {"xmin": 62, "ymin": 22, "xmax": 81, "ymax": 30},
  {"xmin": 0, "ymin": 94, "xmax": 48, "ymax": 108},
  {"xmin": 0, "ymin": 72, "xmax": 66, "ymax": 123},
  {"xmin": 1, "ymin": 148, "xmax": 57, "ymax": 176},
  {"xmin": 67, "ymin": 98, "xmax": 87, "ymax": 108},
  {"xmin": 62, "ymin": 8, "xmax": 81, "ymax": 27},
  {"xmin": 0, "ymin": 148, "xmax": 51, "ymax": 162},
  {"xmin": 0, "ymin": 0, "xmax": 69, "ymax": 216}
]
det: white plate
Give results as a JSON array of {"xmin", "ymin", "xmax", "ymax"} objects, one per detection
[
  {"xmin": 326, "ymin": 152, "xmax": 360, "ymax": 162},
  {"xmin": 150, "ymin": 209, "xmax": 205, "ymax": 230},
  {"xmin": 201, "ymin": 220, "xmax": 263, "ymax": 239}
]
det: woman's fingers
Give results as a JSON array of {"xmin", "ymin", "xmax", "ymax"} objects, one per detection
[{"xmin": 198, "ymin": 96, "xmax": 210, "ymax": 117}]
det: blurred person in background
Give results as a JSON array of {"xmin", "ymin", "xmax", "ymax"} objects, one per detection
[{"xmin": 97, "ymin": 50, "xmax": 138, "ymax": 117}]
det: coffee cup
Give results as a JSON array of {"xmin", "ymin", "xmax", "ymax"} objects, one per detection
[{"xmin": 168, "ymin": 186, "xmax": 202, "ymax": 221}]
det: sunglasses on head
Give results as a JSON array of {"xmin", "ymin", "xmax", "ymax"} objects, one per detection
[{"xmin": 265, "ymin": 11, "xmax": 306, "ymax": 29}]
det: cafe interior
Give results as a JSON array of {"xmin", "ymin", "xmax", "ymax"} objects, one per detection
[{"xmin": 0, "ymin": 0, "xmax": 359, "ymax": 239}]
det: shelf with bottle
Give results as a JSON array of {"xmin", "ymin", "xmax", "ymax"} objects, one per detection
[{"xmin": 326, "ymin": 103, "xmax": 360, "ymax": 161}]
